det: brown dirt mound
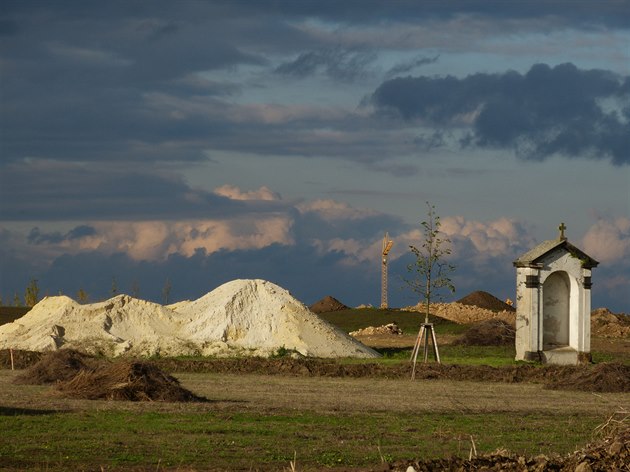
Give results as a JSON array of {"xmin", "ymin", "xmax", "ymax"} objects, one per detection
[
  {"xmin": 13, "ymin": 349, "xmax": 103, "ymax": 385},
  {"xmin": 392, "ymin": 424, "xmax": 629, "ymax": 471},
  {"xmin": 544, "ymin": 362, "xmax": 630, "ymax": 393},
  {"xmin": 591, "ymin": 307, "xmax": 630, "ymax": 338},
  {"xmin": 457, "ymin": 290, "xmax": 515, "ymax": 312},
  {"xmin": 309, "ymin": 295, "xmax": 349, "ymax": 313},
  {"xmin": 562, "ymin": 421, "xmax": 629, "ymax": 472},
  {"xmin": 54, "ymin": 361, "xmax": 207, "ymax": 402},
  {"xmin": 454, "ymin": 319, "xmax": 516, "ymax": 346},
  {"xmin": 0, "ymin": 349, "xmax": 42, "ymax": 369},
  {"xmin": 151, "ymin": 358, "xmax": 630, "ymax": 392},
  {"xmin": 4, "ymin": 351, "xmax": 629, "ymax": 394},
  {"xmin": 350, "ymin": 323, "xmax": 403, "ymax": 336}
]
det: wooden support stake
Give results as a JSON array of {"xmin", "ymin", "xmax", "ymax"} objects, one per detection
[{"xmin": 410, "ymin": 323, "xmax": 440, "ymax": 380}]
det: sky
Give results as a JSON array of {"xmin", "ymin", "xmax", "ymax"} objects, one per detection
[{"xmin": 1, "ymin": 0, "xmax": 629, "ymax": 312}]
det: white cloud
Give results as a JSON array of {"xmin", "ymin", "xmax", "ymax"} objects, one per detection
[
  {"xmin": 297, "ymin": 199, "xmax": 380, "ymax": 220},
  {"xmin": 38, "ymin": 217, "xmax": 295, "ymax": 261},
  {"xmin": 440, "ymin": 216, "xmax": 529, "ymax": 255},
  {"xmin": 582, "ymin": 217, "xmax": 630, "ymax": 263},
  {"xmin": 213, "ymin": 184, "xmax": 281, "ymax": 201}
]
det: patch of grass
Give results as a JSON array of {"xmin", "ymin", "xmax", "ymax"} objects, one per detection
[
  {"xmin": 439, "ymin": 344, "xmax": 517, "ymax": 366},
  {"xmin": 591, "ymin": 348, "xmax": 630, "ymax": 366},
  {"xmin": 369, "ymin": 344, "xmax": 517, "ymax": 366},
  {"xmin": 319, "ymin": 308, "xmax": 467, "ymax": 336},
  {"xmin": 0, "ymin": 408, "xmax": 605, "ymax": 470}
]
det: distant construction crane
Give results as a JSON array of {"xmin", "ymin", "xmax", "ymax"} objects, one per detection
[{"xmin": 380, "ymin": 232, "xmax": 394, "ymax": 309}]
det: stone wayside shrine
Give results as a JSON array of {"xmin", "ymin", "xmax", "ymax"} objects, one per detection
[{"xmin": 513, "ymin": 223, "xmax": 599, "ymax": 365}]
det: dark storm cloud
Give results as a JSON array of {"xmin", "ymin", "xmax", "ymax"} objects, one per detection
[
  {"xmin": 2, "ymin": 1, "xmax": 628, "ymax": 168},
  {"xmin": 8, "ymin": 243, "xmax": 378, "ymax": 307},
  {"xmin": 0, "ymin": 160, "xmax": 284, "ymax": 221},
  {"xmin": 275, "ymin": 48, "xmax": 377, "ymax": 81},
  {"xmin": 205, "ymin": 0, "xmax": 630, "ymax": 29},
  {"xmin": 293, "ymin": 208, "xmax": 404, "ymax": 242},
  {"xmin": 385, "ymin": 55, "xmax": 440, "ymax": 79},
  {"xmin": 27, "ymin": 225, "xmax": 96, "ymax": 245},
  {"xmin": 371, "ymin": 63, "xmax": 630, "ymax": 165},
  {"xmin": 0, "ymin": 1, "xmax": 267, "ymax": 165}
]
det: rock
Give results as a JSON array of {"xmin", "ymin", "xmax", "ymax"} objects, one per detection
[
  {"xmin": 350, "ymin": 323, "xmax": 403, "ymax": 337},
  {"xmin": 574, "ymin": 461, "xmax": 592, "ymax": 472}
]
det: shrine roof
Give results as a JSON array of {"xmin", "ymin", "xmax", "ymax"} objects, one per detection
[{"xmin": 513, "ymin": 238, "xmax": 599, "ymax": 269}]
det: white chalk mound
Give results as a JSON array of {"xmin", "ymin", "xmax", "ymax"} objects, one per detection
[
  {"xmin": 0, "ymin": 294, "xmax": 190, "ymax": 356},
  {"xmin": 0, "ymin": 279, "xmax": 379, "ymax": 359}
]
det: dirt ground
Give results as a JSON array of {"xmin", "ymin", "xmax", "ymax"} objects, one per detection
[
  {"xmin": 0, "ymin": 367, "xmax": 628, "ymax": 471},
  {"xmin": 2, "ymin": 346, "xmax": 630, "ymax": 394}
]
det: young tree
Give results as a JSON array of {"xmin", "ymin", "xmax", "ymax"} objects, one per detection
[
  {"xmin": 406, "ymin": 202, "xmax": 455, "ymax": 374},
  {"xmin": 405, "ymin": 202, "xmax": 456, "ymax": 323},
  {"xmin": 162, "ymin": 278, "xmax": 172, "ymax": 305},
  {"xmin": 24, "ymin": 278, "xmax": 40, "ymax": 307},
  {"xmin": 110, "ymin": 277, "xmax": 118, "ymax": 297},
  {"xmin": 13, "ymin": 293, "xmax": 22, "ymax": 307},
  {"xmin": 76, "ymin": 288, "xmax": 89, "ymax": 304},
  {"xmin": 131, "ymin": 280, "xmax": 140, "ymax": 299}
]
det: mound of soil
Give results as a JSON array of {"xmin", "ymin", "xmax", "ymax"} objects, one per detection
[
  {"xmin": 591, "ymin": 307, "xmax": 630, "ymax": 338},
  {"xmin": 0, "ymin": 349, "xmax": 42, "ymax": 369},
  {"xmin": 562, "ymin": 421, "xmax": 629, "ymax": 472},
  {"xmin": 544, "ymin": 362, "xmax": 630, "ymax": 393},
  {"xmin": 55, "ymin": 361, "xmax": 207, "ymax": 402},
  {"xmin": 350, "ymin": 323, "xmax": 403, "ymax": 336},
  {"xmin": 4, "ymin": 350, "xmax": 629, "ymax": 394},
  {"xmin": 393, "ymin": 424, "xmax": 629, "ymax": 471},
  {"xmin": 453, "ymin": 319, "xmax": 516, "ymax": 346},
  {"xmin": 309, "ymin": 295, "xmax": 349, "ymax": 313},
  {"xmin": 14, "ymin": 349, "xmax": 103, "ymax": 385},
  {"xmin": 457, "ymin": 290, "xmax": 515, "ymax": 312},
  {"xmin": 150, "ymin": 357, "xmax": 630, "ymax": 393},
  {"xmin": 415, "ymin": 302, "xmax": 516, "ymax": 325}
]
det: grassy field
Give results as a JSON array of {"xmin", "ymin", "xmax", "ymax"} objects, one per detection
[
  {"xmin": 318, "ymin": 307, "xmax": 469, "ymax": 336},
  {"xmin": 1, "ymin": 371, "xmax": 627, "ymax": 471}
]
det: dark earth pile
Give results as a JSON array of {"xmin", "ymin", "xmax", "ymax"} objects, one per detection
[
  {"xmin": 55, "ymin": 361, "xmax": 207, "ymax": 402},
  {"xmin": 457, "ymin": 290, "xmax": 515, "ymax": 312},
  {"xmin": 454, "ymin": 319, "xmax": 516, "ymax": 346},
  {"xmin": 0, "ymin": 349, "xmax": 42, "ymax": 369},
  {"xmin": 393, "ymin": 422, "xmax": 629, "ymax": 471},
  {"xmin": 151, "ymin": 357, "xmax": 630, "ymax": 393},
  {"xmin": 310, "ymin": 295, "xmax": 349, "ymax": 313},
  {"xmin": 544, "ymin": 362, "xmax": 630, "ymax": 393},
  {"xmin": 13, "ymin": 349, "xmax": 102, "ymax": 385},
  {"xmin": 4, "ymin": 349, "xmax": 205, "ymax": 402},
  {"xmin": 3, "ymin": 350, "xmax": 629, "ymax": 393}
]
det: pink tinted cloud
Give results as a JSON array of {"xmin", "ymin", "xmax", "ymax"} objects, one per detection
[{"xmin": 582, "ymin": 217, "xmax": 630, "ymax": 263}]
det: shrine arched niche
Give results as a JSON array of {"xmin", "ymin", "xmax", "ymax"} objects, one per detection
[{"xmin": 542, "ymin": 271, "xmax": 570, "ymax": 347}]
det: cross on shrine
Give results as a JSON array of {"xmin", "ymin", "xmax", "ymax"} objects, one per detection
[{"xmin": 558, "ymin": 222, "xmax": 567, "ymax": 240}]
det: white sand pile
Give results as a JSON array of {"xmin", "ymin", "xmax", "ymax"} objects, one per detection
[
  {"xmin": 0, "ymin": 295, "xmax": 189, "ymax": 356},
  {"xmin": 172, "ymin": 279, "xmax": 378, "ymax": 358},
  {"xmin": 0, "ymin": 279, "xmax": 379, "ymax": 359}
]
